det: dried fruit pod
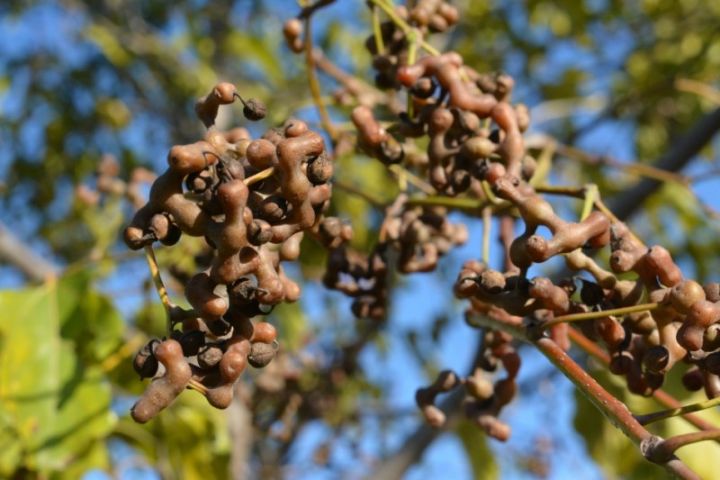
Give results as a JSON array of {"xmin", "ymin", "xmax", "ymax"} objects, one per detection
[
  {"xmin": 248, "ymin": 341, "xmax": 278, "ymax": 368},
  {"xmin": 420, "ymin": 404, "xmax": 446, "ymax": 427},
  {"xmin": 178, "ymin": 330, "xmax": 206, "ymax": 356},
  {"xmin": 195, "ymin": 82, "xmax": 237, "ymax": 127},
  {"xmin": 251, "ymin": 321, "xmax": 278, "ymax": 344},
  {"xmin": 609, "ymin": 351, "xmax": 634, "ymax": 375},
  {"xmin": 465, "ymin": 374, "xmax": 494, "ymax": 401},
  {"xmin": 133, "ymin": 340, "xmax": 160, "ymax": 379},
  {"xmin": 493, "ymin": 378, "xmax": 517, "ymax": 408},
  {"xmin": 677, "ymin": 300, "xmax": 720, "ymax": 351},
  {"xmin": 131, "ymin": 339, "xmax": 192, "ymax": 423},
  {"xmin": 283, "ymin": 18, "xmax": 304, "ymax": 53},
  {"xmin": 682, "ymin": 367, "xmax": 705, "ymax": 391},
  {"xmin": 670, "ymin": 280, "xmax": 705, "ymax": 313},
  {"xmin": 475, "ymin": 414, "xmax": 511, "ymax": 442},
  {"xmin": 198, "ymin": 344, "xmax": 224, "ymax": 370},
  {"xmin": 205, "ymin": 338, "xmax": 251, "ymax": 409},
  {"xmin": 528, "ymin": 277, "xmax": 569, "ymax": 314},
  {"xmin": 595, "ymin": 316, "xmax": 626, "ymax": 350},
  {"xmin": 185, "ymin": 272, "xmax": 228, "ymax": 320}
]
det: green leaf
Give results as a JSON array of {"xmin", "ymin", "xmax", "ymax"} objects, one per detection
[
  {"xmin": 0, "ymin": 274, "xmax": 121, "ymax": 477},
  {"xmin": 224, "ymin": 31, "xmax": 285, "ymax": 86},
  {"xmin": 84, "ymin": 25, "xmax": 132, "ymax": 66},
  {"xmin": 57, "ymin": 272, "xmax": 125, "ymax": 363},
  {"xmin": 273, "ymin": 300, "xmax": 308, "ymax": 352}
]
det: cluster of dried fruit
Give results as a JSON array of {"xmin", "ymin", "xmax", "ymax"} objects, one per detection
[
  {"xmin": 322, "ymin": 1, "xmax": 720, "ymax": 438},
  {"xmin": 123, "ymin": 3, "xmax": 719, "ymax": 452},
  {"xmin": 416, "ymin": 329, "xmax": 519, "ymax": 440},
  {"xmin": 124, "ymin": 82, "xmax": 341, "ymax": 422}
]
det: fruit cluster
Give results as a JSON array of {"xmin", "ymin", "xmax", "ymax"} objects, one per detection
[
  {"xmin": 416, "ymin": 328, "xmax": 519, "ymax": 440},
  {"xmin": 124, "ymin": 82, "xmax": 338, "ymax": 422},
  {"xmin": 335, "ymin": 2, "xmax": 720, "ymax": 436},
  {"xmin": 123, "ymin": 4, "xmax": 720, "ymax": 452}
]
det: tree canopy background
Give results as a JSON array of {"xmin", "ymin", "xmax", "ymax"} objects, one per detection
[{"xmin": 1, "ymin": 0, "xmax": 720, "ymax": 478}]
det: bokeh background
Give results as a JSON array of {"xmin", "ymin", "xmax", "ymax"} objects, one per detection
[{"xmin": 2, "ymin": 0, "xmax": 720, "ymax": 478}]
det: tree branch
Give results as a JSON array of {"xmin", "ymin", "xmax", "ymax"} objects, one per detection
[
  {"xmin": 608, "ymin": 107, "xmax": 720, "ymax": 220},
  {"xmin": 228, "ymin": 387, "xmax": 253, "ymax": 480},
  {"xmin": 364, "ymin": 108, "xmax": 720, "ymax": 477},
  {"xmin": 367, "ymin": 333, "xmax": 486, "ymax": 479},
  {"xmin": 0, "ymin": 221, "xmax": 58, "ymax": 283},
  {"xmin": 367, "ymin": 388, "xmax": 464, "ymax": 480}
]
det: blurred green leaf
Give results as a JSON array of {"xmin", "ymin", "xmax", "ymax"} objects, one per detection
[
  {"xmin": 275, "ymin": 300, "xmax": 308, "ymax": 352},
  {"xmin": 0, "ymin": 273, "xmax": 121, "ymax": 477}
]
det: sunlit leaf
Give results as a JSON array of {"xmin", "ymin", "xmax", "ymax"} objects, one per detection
[{"xmin": 0, "ymin": 274, "xmax": 121, "ymax": 476}]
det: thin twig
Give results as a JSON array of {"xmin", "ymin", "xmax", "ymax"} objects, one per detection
[
  {"xmin": 580, "ymin": 184, "xmax": 597, "ymax": 221},
  {"xmin": 388, "ymin": 164, "xmax": 435, "ymax": 194},
  {"xmin": 406, "ymin": 195, "xmax": 485, "ymax": 211},
  {"xmin": 675, "ymin": 78, "xmax": 720, "ymax": 105},
  {"xmin": 526, "ymin": 134, "xmax": 691, "ymax": 186},
  {"xmin": 481, "ymin": 206, "xmax": 491, "ymax": 264},
  {"xmin": 645, "ymin": 430, "xmax": 720, "ymax": 464},
  {"xmin": 371, "ymin": 4, "xmax": 384, "ymax": 53},
  {"xmin": 369, "ymin": 0, "xmax": 440, "ymax": 56},
  {"xmin": 535, "ymin": 337, "xmax": 700, "ymax": 480},
  {"xmin": 143, "ymin": 245, "xmax": 173, "ymax": 332},
  {"xmin": 304, "ymin": 15, "xmax": 337, "ymax": 140},
  {"xmin": 607, "ymin": 107, "xmax": 720, "ymax": 220},
  {"xmin": 544, "ymin": 303, "xmax": 660, "ymax": 327},
  {"xmin": 188, "ymin": 378, "xmax": 208, "ymax": 396},
  {"xmin": 334, "ymin": 179, "xmax": 387, "ymax": 208},
  {"xmin": 244, "ymin": 167, "xmax": 275, "ymax": 186},
  {"xmin": 534, "ymin": 185, "xmax": 585, "ymax": 198},
  {"xmin": 0, "ymin": 221, "xmax": 58, "ymax": 283},
  {"xmin": 298, "ymin": 0, "xmax": 336, "ymax": 19},
  {"xmin": 636, "ymin": 396, "xmax": 720, "ymax": 426}
]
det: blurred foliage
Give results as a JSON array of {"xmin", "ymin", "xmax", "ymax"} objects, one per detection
[
  {"xmin": 0, "ymin": 0, "xmax": 720, "ymax": 478},
  {"xmin": 575, "ymin": 363, "xmax": 720, "ymax": 479},
  {"xmin": 0, "ymin": 272, "xmax": 121, "ymax": 478}
]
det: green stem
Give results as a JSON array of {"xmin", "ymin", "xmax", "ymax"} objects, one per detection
[
  {"xmin": 144, "ymin": 245, "xmax": 173, "ymax": 332},
  {"xmin": 244, "ymin": 166, "xmax": 275, "ymax": 186},
  {"xmin": 544, "ymin": 302, "xmax": 660, "ymax": 327},
  {"xmin": 371, "ymin": 4, "xmax": 385, "ymax": 53},
  {"xmin": 406, "ymin": 195, "xmax": 486, "ymax": 211},
  {"xmin": 481, "ymin": 180, "xmax": 506, "ymax": 206},
  {"xmin": 636, "ymin": 396, "xmax": 720, "ymax": 425},
  {"xmin": 369, "ymin": 0, "xmax": 440, "ymax": 55},
  {"xmin": 528, "ymin": 141, "xmax": 555, "ymax": 187},
  {"xmin": 580, "ymin": 184, "xmax": 598, "ymax": 221},
  {"xmin": 481, "ymin": 206, "xmax": 491, "ymax": 264},
  {"xmin": 388, "ymin": 164, "xmax": 434, "ymax": 194},
  {"xmin": 304, "ymin": 15, "xmax": 337, "ymax": 140},
  {"xmin": 406, "ymin": 28, "xmax": 418, "ymax": 117}
]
